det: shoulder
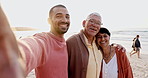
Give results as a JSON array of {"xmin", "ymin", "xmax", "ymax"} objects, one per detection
[
  {"xmin": 66, "ymin": 30, "xmax": 84, "ymax": 41},
  {"xmin": 33, "ymin": 32, "xmax": 48, "ymax": 38},
  {"xmin": 66, "ymin": 33, "xmax": 80, "ymax": 42},
  {"xmin": 32, "ymin": 32, "xmax": 52, "ymax": 41},
  {"xmin": 115, "ymin": 47, "xmax": 126, "ymax": 56}
]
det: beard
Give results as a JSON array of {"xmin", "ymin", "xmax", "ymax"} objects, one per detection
[
  {"xmin": 57, "ymin": 22, "xmax": 70, "ymax": 34},
  {"xmin": 51, "ymin": 21, "xmax": 70, "ymax": 35},
  {"xmin": 58, "ymin": 26, "xmax": 69, "ymax": 34}
]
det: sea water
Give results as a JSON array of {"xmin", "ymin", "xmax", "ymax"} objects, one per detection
[
  {"xmin": 14, "ymin": 27, "xmax": 148, "ymax": 54},
  {"xmin": 110, "ymin": 28, "xmax": 148, "ymax": 54}
]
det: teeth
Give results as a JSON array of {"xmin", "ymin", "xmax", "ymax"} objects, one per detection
[
  {"xmin": 60, "ymin": 24, "xmax": 67, "ymax": 27},
  {"xmin": 90, "ymin": 27, "xmax": 97, "ymax": 31},
  {"xmin": 100, "ymin": 42, "xmax": 105, "ymax": 43}
]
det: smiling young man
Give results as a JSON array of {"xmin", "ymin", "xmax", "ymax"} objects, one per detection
[
  {"xmin": 18, "ymin": 4, "xmax": 70, "ymax": 78},
  {"xmin": 0, "ymin": 4, "xmax": 70, "ymax": 78},
  {"xmin": 48, "ymin": 5, "xmax": 70, "ymax": 37}
]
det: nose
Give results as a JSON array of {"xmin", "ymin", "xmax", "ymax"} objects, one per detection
[
  {"xmin": 91, "ymin": 22, "xmax": 101, "ymax": 28},
  {"xmin": 61, "ymin": 17, "xmax": 69, "ymax": 23},
  {"xmin": 92, "ymin": 23, "xmax": 100, "ymax": 30},
  {"xmin": 100, "ymin": 36, "xmax": 105, "ymax": 40},
  {"xmin": 90, "ymin": 21, "xmax": 96, "ymax": 25}
]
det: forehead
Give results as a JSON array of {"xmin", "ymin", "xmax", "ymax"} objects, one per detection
[
  {"xmin": 97, "ymin": 33, "xmax": 108, "ymax": 36},
  {"xmin": 51, "ymin": 7, "xmax": 69, "ymax": 16}
]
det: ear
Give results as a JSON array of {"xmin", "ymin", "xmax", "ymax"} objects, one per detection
[
  {"xmin": 47, "ymin": 17, "xmax": 51, "ymax": 24},
  {"xmin": 82, "ymin": 20, "xmax": 86, "ymax": 27}
]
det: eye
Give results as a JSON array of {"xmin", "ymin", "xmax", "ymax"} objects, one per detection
[
  {"xmin": 97, "ymin": 36, "xmax": 102, "ymax": 38},
  {"xmin": 88, "ymin": 19, "xmax": 93, "ymax": 23},
  {"xmin": 97, "ymin": 34, "xmax": 108, "ymax": 39},
  {"xmin": 103, "ymin": 35, "xmax": 108, "ymax": 38},
  {"xmin": 96, "ymin": 22, "xmax": 102, "ymax": 25},
  {"xmin": 66, "ymin": 15, "xmax": 70, "ymax": 19},
  {"xmin": 56, "ymin": 15, "xmax": 62, "ymax": 18}
]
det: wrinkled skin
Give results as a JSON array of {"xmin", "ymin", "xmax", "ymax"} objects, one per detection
[{"xmin": 0, "ymin": 6, "xmax": 25, "ymax": 78}]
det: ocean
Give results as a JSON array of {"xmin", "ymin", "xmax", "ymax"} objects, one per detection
[
  {"xmin": 110, "ymin": 28, "xmax": 148, "ymax": 54},
  {"xmin": 14, "ymin": 27, "xmax": 148, "ymax": 54}
]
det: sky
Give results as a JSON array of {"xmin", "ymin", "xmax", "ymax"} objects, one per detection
[{"xmin": 1, "ymin": 0, "xmax": 148, "ymax": 32}]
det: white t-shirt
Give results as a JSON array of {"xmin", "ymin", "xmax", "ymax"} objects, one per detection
[{"xmin": 102, "ymin": 54, "xmax": 118, "ymax": 78}]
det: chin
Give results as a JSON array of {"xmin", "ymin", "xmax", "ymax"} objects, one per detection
[
  {"xmin": 99, "ymin": 44, "xmax": 106, "ymax": 48},
  {"xmin": 61, "ymin": 30, "xmax": 68, "ymax": 34}
]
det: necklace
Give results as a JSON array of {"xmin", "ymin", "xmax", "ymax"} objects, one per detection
[{"xmin": 103, "ymin": 46, "xmax": 112, "ymax": 60}]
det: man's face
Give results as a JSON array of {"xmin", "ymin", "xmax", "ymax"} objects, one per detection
[
  {"xmin": 83, "ymin": 15, "xmax": 102, "ymax": 37},
  {"xmin": 49, "ymin": 7, "xmax": 70, "ymax": 34}
]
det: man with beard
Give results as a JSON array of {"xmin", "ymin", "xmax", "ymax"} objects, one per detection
[
  {"xmin": 19, "ymin": 4, "xmax": 70, "ymax": 78},
  {"xmin": 0, "ymin": 4, "xmax": 70, "ymax": 78}
]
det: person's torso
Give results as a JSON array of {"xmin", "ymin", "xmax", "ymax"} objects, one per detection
[
  {"xmin": 67, "ymin": 31, "xmax": 102, "ymax": 78},
  {"xmin": 35, "ymin": 33, "xmax": 68, "ymax": 78},
  {"xmin": 135, "ymin": 38, "xmax": 140, "ymax": 47},
  {"xmin": 102, "ymin": 54, "xmax": 118, "ymax": 78}
]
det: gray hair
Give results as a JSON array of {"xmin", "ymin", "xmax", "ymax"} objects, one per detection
[{"xmin": 86, "ymin": 12, "xmax": 102, "ymax": 20}]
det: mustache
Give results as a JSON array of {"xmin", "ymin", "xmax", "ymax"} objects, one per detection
[{"xmin": 59, "ymin": 22, "xmax": 69, "ymax": 25}]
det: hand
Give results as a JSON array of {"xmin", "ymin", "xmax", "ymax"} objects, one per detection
[
  {"xmin": 111, "ymin": 43, "xmax": 126, "ymax": 52},
  {"xmin": 0, "ymin": 6, "xmax": 25, "ymax": 78}
]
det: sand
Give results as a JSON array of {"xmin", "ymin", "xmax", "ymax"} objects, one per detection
[
  {"xmin": 26, "ymin": 52, "xmax": 148, "ymax": 78},
  {"xmin": 127, "ymin": 53, "xmax": 148, "ymax": 78}
]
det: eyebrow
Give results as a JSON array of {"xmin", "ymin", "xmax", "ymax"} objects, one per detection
[
  {"xmin": 55, "ymin": 13, "xmax": 63, "ymax": 16},
  {"xmin": 64, "ymin": 13, "xmax": 70, "ymax": 17},
  {"xmin": 55, "ymin": 13, "xmax": 70, "ymax": 16}
]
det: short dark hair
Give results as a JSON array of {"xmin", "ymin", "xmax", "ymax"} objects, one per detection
[
  {"xmin": 49, "ymin": 4, "xmax": 67, "ymax": 17},
  {"xmin": 98, "ymin": 27, "xmax": 111, "ymax": 36}
]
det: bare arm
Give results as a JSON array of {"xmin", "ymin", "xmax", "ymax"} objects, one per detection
[{"xmin": 0, "ymin": 5, "xmax": 24, "ymax": 78}]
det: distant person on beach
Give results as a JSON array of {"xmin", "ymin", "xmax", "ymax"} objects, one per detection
[
  {"xmin": 129, "ymin": 37, "xmax": 136, "ymax": 55},
  {"xmin": 66, "ymin": 12, "xmax": 125, "ymax": 78},
  {"xmin": 130, "ymin": 35, "xmax": 141, "ymax": 58},
  {"xmin": 0, "ymin": 4, "xmax": 70, "ymax": 78},
  {"xmin": 0, "ymin": 5, "xmax": 24, "ymax": 78},
  {"xmin": 96, "ymin": 27, "xmax": 133, "ymax": 78}
]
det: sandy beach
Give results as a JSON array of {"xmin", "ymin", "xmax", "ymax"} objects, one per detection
[
  {"xmin": 127, "ymin": 53, "xmax": 148, "ymax": 78},
  {"xmin": 26, "ymin": 52, "xmax": 148, "ymax": 78}
]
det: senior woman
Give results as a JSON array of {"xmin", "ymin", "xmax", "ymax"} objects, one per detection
[{"xmin": 96, "ymin": 27, "xmax": 133, "ymax": 78}]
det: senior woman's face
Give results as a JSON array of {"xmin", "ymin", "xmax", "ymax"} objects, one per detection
[{"xmin": 96, "ymin": 33, "xmax": 110, "ymax": 47}]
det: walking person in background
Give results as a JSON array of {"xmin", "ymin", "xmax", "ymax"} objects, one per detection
[
  {"xmin": 130, "ymin": 35, "xmax": 141, "ymax": 58},
  {"xmin": 96, "ymin": 27, "xmax": 133, "ymax": 78},
  {"xmin": 130, "ymin": 37, "xmax": 136, "ymax": 55}
]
